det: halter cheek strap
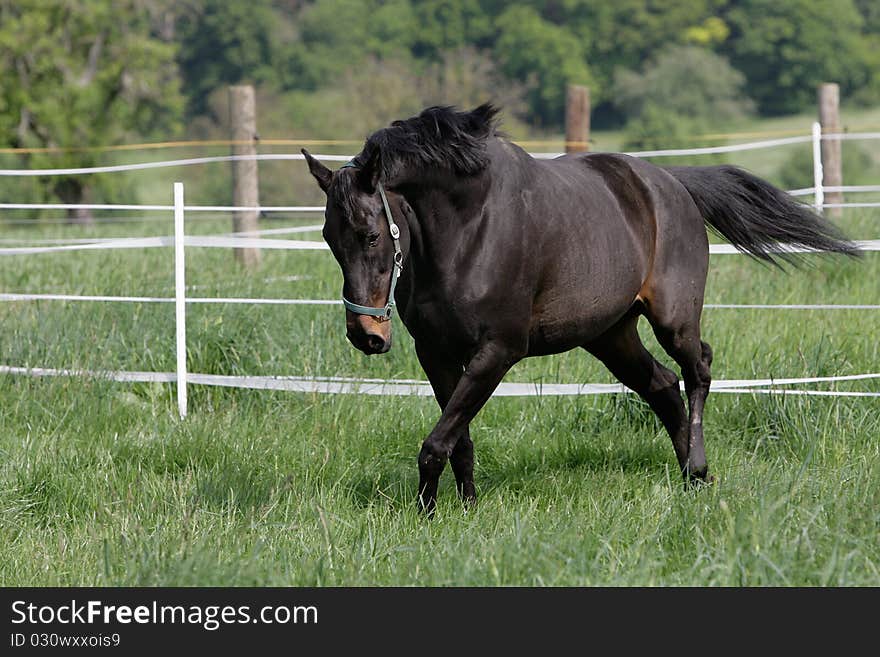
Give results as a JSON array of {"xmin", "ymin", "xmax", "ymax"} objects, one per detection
[{"xmin": 338, "ymin": 162, "xmax": 403, "ymax": 321}]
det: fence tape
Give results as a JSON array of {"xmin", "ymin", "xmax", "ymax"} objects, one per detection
[
  {"xmin": 0, "ymin": 203, "xmax": 323, "ymax": 212},
  {"xmin": 0, "ymin": 235, "xmax": 171, "ymax": 254},
  {"xmin": 821, "ymin": 132, "xmax": 880, "ymax": 141},
  {"xmin": 0, "ymin": 203, "xmax": 173, "ymax": 211},
  {"xmin": 1, "ymin": 364, "xmax": 877, "ymax": 397},
  {"xmin": 184, "ymin": 236, "xmax": 327, "ymax": 250},
  {"xmin": 230, "ymin": 224, "xmax": 323, "ymax": 236},
  {"xmin": 0, "ymin": 293, "xmax": 340, "ymax": 305},
  {"xmin": 0, "ymin": 235, "xmax": 329, "ymax": 255},
  {"xmin": 0, "ymin": 214, "xmax": 310, "ymax": 225},
  {"xmin": 0, "ymin": 129, "xmax": 875, "ymax": 155},
  {"xmin": 2, "ymin": 132, "xmax": 879, "ymax": 177},
  {"xmin": 824, "ymin": 203, "xmax": 880, "ymax": 209},
  {"xmin": 0, "ymin": 224, "xmax": 325, "ymax": 247},
  {"xmin": 710, "ymin": 388, "xmax": 880, "ymax": 397},
  {"xmin": 0, "ymin": 138, "xmax": 365, "ymax": 154},
  {"xmin": 707, "ymin": 240, "xmax": 880, "ymax": 254},
  {"xmin": 2, "ymin": 233, "xmax": 879, "ymax": 257},
  {"xmin": 184, "ymin": 206, "xmax": 324, "ymax": 213},
  {"xmin": 0, "ymin": 154, "xmax": 349, "ymax": 177},
  {"xmin": 4, "ymin": 193, "xmax": 879, "ymax": 215},
  {"xmin": 531, "ymin": 135, "xmax": 816, "ymax": 160},
  {"xmin": 704, "ymin": 303, "xmax": 880, "ymax": 310},
  {"xmin": 2, "ymin": 293, "xmax": 877, "ymax": 311},
  {"xmin": 823, "ymin": 185, "xmax": 880, "ymax": 193}
]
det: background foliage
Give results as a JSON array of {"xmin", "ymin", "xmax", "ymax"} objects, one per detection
[
  {"xmin": 1, "ymin": 0, "xmax": 880, "ymax": 212},
  {"xmin": 1, "ymin": 1, "xmax": 879, "ymax": 588}
]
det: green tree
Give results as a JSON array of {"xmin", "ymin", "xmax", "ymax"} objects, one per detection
[
  {"xmin": 410, "ymin": 0, "xmax": 493, "ymax": 57},
  {"xmin": 280, "ymin": 0, "xmax": 421, "ymax": 91},
  {"xmin": 613, "ymin": 45, "xmax": 754, "ymax": 124},
  {"xmin": 777, "ymin": 142, "xmax": 877, "ymax": 190},
  {"xmin": 854, "ymin": 0, "xmax": 880, "ymax": 32},
  {"xmin": 722, "ymin": 0, "xmax": 875, "ymax": 115},
  {"xmin": 851, "ymin": 0, "xmax": 880, "ymax": 105},
  {"xmin": 621, "ymin": 103, "xmax": 725, "ymax": 166},
  {"xmin": 0, "ymin": 0, "xmax": 183, "ymax": 222},
  {"xmin": 494, "ymin": 5, "xmax": 594, "ymax": 126},
  {"xmin": 541, "ymin": 0, "xmax": 724, "ymax": 106},
  {"xmin": 176, "ymin": 0, "xmax": 282, "ymax": 116}
]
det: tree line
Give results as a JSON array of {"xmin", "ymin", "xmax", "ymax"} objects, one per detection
[
  {"xmin": 178, "ymin": 0, "xmax": 880, "ymax": 126},
  {"xmin": 1, "ymin": 0, "xmax": 879, "ymax": 215}
]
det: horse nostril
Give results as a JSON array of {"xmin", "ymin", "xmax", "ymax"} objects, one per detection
[{"xmin": 366, "ymin": 333, "xmax": 386, "ymax": 352}]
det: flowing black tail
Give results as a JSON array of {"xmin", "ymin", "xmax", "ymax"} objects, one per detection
[{"xmin": 666, "ymin": 165, "xmax": 860, "ymax": 266}]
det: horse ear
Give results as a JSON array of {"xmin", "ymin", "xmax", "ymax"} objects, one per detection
[
  {"xmin": 302, "ymin": 149, "xmax": 332, "ymax": 194},
  {"xmin": 356, "ymin": 148, "xmax": 382, "ymax": 193},
  {"xmin": 469, "ymin": 102, "xmax": 500, "ymax": 135}
]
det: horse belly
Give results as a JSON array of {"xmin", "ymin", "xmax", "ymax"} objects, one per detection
[
  {"xmin": 528, "ymin": 238, "xmax": 645, "ymax": 356},
  {"xmin": 529, "ymin": 294, "xmax": 639, "ymax": 356}
]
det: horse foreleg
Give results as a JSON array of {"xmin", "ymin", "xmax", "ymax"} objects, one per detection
[
  {"xmin": 414, "ymin": 342, "xmax": 476, "ymax": 504},
  {"xmin": 417, "ymin": 342, "xmax": 518, "ymax": 515},
  {"xmin": 449, "ymin": 434, "xmax": 476, "ymax": 503}
]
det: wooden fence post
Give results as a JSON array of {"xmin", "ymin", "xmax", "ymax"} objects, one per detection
[
  {"xmin": 228, "ymin": 84, "xmax": 261, "ymax": 267},
  {"xmin": 565, "ymin": 85, "xmax": 590, "ymax": 154},
  {"xmin": 818, "ymin": 83, "xmax": 842, "ymax": 217}
]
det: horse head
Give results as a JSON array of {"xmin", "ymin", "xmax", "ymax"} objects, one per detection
[{"xmin": 303, "ymin": 147, "xmax": 407, "ymax": 355}]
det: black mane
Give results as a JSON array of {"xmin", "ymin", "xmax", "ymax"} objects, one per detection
[{"xmin": 353, "ymin": 103, "xmax": 500, "ymax": 181}]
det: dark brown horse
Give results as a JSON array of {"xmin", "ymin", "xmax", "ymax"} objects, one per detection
[{"xmin": 303, "ymin": 104, "xmax": 856, "ymax": 514}]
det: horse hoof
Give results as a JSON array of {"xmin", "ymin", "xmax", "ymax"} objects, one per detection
[
  {"xmin": 417, "ymin": 496, "xmax": 436, "ymax": 517},
  {"xmin": 458, "ymin": 483, "xmax": 477, "ymax": 509},
  {"xmin": 691, "ymin": 475, "xmax": 715, "ymax": 489},
  {"xmin": 682, "ymin": 469, "xmax": 715, "ymax": 489},
  {"xmin": 693, "ymin": 475, "xmax": 715, "ymax": 488}
]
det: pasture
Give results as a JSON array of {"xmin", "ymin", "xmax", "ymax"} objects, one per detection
[{"xmin": 0, "ymin": 201, "xmax": 878, "ymax": 586}]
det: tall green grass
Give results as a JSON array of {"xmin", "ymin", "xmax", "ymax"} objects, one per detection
[{"xmin": 0, "ymin": 209, "xmax": 877, "ymax": 586}]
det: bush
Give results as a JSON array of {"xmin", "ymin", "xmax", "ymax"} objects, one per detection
[
  {"xmin": 613, "ymin": 45, "xmax": 754, "ymax": 125},
  {"xmin": 777, "ymin": 142, "xmax": 878, "ymax": 191},
  {"xmin": 621, "ymin": 104, "xmax": 726, "ymax": 166}
]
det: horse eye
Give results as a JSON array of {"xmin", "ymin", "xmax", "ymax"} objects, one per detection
[{"xmin": 367, "ymin": 232, "xmax": 380, "ymax": 247}]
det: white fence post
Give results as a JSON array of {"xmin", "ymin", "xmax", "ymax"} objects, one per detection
[
  {"xmin": 812, "ymin": 121, "xmax": 824, "ymax": 213},
  {"xmin": 174, "ymin": 182, "xmax": 188, "ymax": 418}
]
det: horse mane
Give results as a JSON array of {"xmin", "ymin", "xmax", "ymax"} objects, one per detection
[{"xmin": 353, "ymin": 103, "xmax": 501, "ymax": 181}]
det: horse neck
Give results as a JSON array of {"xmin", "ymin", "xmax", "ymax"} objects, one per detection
[{"xmin": 391, "ymin": 168, "xmax": 491, "ymax": 270}]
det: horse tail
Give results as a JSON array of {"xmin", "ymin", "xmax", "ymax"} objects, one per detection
[{"xmin": 665, "ymin": 165, "xmax": 859, "ymax": 266}]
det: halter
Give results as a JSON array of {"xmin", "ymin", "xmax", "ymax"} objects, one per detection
[{"xmin": 338, "ymin": 161, "xmax": 403, "ymax": 321}]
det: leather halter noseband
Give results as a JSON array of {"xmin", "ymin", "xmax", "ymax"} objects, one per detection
[{"xmin": 338, "ymin": 161, "xmax": 403, "ymax": 321}]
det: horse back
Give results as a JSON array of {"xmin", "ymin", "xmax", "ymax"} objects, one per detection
[{"xmin": 521, "ymin": 151, "xmax": 701, "ymax": 352}]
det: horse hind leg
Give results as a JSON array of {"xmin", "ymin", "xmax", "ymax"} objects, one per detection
[
  {"xmin": 642, "ymin": 293, "xmax": 714, "ymax": 482},
  {"xmin": 584, "ymin": 313, "xmax": 690, "ymax": 471}
]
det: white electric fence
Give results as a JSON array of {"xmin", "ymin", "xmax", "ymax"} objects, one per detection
[{"xmin": 1, "ymin": 127, "xmax": 879, "ymax": 416}]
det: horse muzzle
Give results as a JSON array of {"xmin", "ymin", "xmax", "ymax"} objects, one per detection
[{"xmin": 346, "ymin": 312, "xmax": 392, "ymax": 355}]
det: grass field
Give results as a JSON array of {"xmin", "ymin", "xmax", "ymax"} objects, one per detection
[
  {"xmin": 2, "ymin": 105, "xmax": 880, "ymax": 586},
  {"xmin": 0, "ymin": 201, "xmax": 877, "ymax": 586}
]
